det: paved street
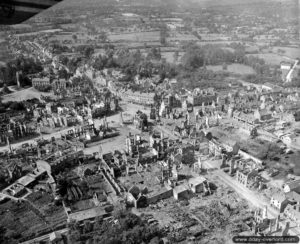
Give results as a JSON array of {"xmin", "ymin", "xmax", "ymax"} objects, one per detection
[
  {"xmin": 158, "ymin": 123, "xmax": 300, "ymax": 238},
  {"xmin": 199, "ymin": 153, "xmax": 300, "ymax": 237},
  {"xmin": 2, "ymin": 88, "xmax": 300, "ymax": 241}
]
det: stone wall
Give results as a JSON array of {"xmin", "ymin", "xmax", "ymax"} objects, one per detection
[{"xmin": 147, "ymin": 188, "xmax": 173, "ymax": 204}]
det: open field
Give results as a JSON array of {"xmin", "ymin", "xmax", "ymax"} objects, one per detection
[
  {"xmin": 196, "ymin": 41, "xmax": 238, "ymax": 45},
  {"xmin": 246, "ymin": 53, "xmax": 292, "ymax": 65},
  {"xmin": 120, "ymin": 42, "xmax": 161, "ymax": 48},
  {"xmin": 200, "ymin": 33, "xmax": 231, "ymax": 41},
  {"xmin": 272, "ymin": 46, "xmax": 300, "ymax": 60},
  {"xmin": 222, "ymin": 47, "xmax": 235, "ymax": 52},
  {"xmin": 108, "ymin": 31, "xmax": 160, "ymax": 42},
  {"xmin": 167, "ymin": 33, "xmax": 198, "ymax": 43},
  {"xmin": 206, "ymin": 63, "xmax": 256, "ymax": 75}
]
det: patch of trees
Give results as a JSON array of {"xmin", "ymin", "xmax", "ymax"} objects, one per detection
[
  {"xmin": 181, "ymin": 44, "xmax": 205, "ymax": 70},
  {"xmin": 92, "ymin": 46, "xmax": 179, "ymax": 84},
  {"xmin": 66, "ymin": 57, "xmax": 84, "ymax": 73},
  {"xmin": 90, "ymin": 42, "xmax": 273, "ymax": 91},
  {"xmin": 241, "ymin": 140, "xmax": 281, "ymax": 161},
  {"xmin": 75, "ymin": 45, "xmax": 95, "ymax": 59},
  {"xmin": 180, "ymin": 43, "xmax": 271, "ymax": 77},
  {"xmin": 176, "ymin": 67, "xmax": 229, "ymax": 90},
  {"xmin": 0, "ymin": 101, "xmax": 26, "ymax": 113},
  {"xmin": 98, "ymin": 32, "xmax": 108, "ymax": 42},
  {"xmin": 284, "ymin": 76, "xmax": 300, "ymax": 88},
  {"xmin": 147, "ymin": 47, "xmax": 161, "ymax": 60},
  {"xmin": 0, "ymin": 226, "xmax": 19, "ymax": 244},
  {"xmin": 49, "ymin": 43, "xmax": 71, "ymax": 54},
  {"xmin": 0, "ymin": 57, "xmax": 43, "ymax": 86},
  {"xmin": 243, "ymin": 55, "xmax": 270, "ymax": 76}
]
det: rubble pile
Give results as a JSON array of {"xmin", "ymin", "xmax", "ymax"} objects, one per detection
[
  {"xmin": 202, "ymin": 200, "xmax": 231, "ymax": 229},
  {"xmin": 192, "ymin": 199, "xmax": 250, "ymax": 235}
]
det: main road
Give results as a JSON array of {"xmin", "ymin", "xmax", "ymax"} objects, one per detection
[
  {"xmin": 155, "ymin": 123, "xmax": 300, "ymax": 237},
  {"xmin": 198, "ymin": 152, "xmax": 300, "ymax": 237}
]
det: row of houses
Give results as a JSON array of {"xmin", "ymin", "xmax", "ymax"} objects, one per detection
[
  {"xmin": 32, "ymin": 76, "xmax": 67, "ymax": 92},
  {"xmin": 270, "ymin": 181, "xmax": 300, "ymax": 227}
]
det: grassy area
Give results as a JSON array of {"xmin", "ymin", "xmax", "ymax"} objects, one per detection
[
  {"xmin": 206, "ymin": 63, "xmax": 256, "ymax": 75},
  {"xmin": 272, "ymin": 46, "xmax": 300, "ymax": 59},
  {"xmin": 200, "ymin": 33, "xmax": 231, "ymax": 41},
  {"xmin": 246, "ymin": 53, "xmax": 290, "ymax": 65},
  {"xmin": 196, "ymin": 41, "xmax": 237, "ymax": 45},
  {"xmin": 26, "ymin": 191, "xmax": 54, "ymax": 210},
  {"xmin": 167, "ymin": 33, "xmax": 198, "ymax": 42}
]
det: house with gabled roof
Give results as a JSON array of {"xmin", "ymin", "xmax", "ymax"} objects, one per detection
[
  {"xmin": 283, "ymin": 179, "xmax": 300, "ymax": 194},
  {"xmin": 286, "ymin": 190, "xmax": 300, "ymax": 204}
]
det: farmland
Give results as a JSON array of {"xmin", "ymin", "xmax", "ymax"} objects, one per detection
[
  {"xmin": 167, "ymin": 32, "xmax": 199, "ymax": 43},
  {"xmin": 199, "ymin": 33, "xmax": 231, "ymax": 41},
  {"xmin": 246, "ymin": 46, "xmax": 300, "ymax": 66},
  {"xmin": 0, "ymin": 193, "xmax": 67, "ymax": 242},
  {"xmin": 26, "ymin": 191, "xmax": 67, "ymax": 229},
  {"xmin": 108, "ymin": 31, "xmax": 160, "ymax": 42},
  {"xmin": 206, "ymin": 63, "xmax": 256, "ymax": 75},
  {"xmin": 117, "ymin": 42, "xmax": 161, "ymax": 48},
  {"xmin": 0, "ymin": 199, "xmax": 49, "ymax": 240}
]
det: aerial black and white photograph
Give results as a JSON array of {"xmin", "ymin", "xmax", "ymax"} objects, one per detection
[{"xmin": 0, "ymin": 0, "xmax": 300, "ymax": 243}]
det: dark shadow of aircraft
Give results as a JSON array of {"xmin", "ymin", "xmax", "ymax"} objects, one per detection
[{"xmin": 0, "ymin": 0, "xmax": 62, "ymax": 24}]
